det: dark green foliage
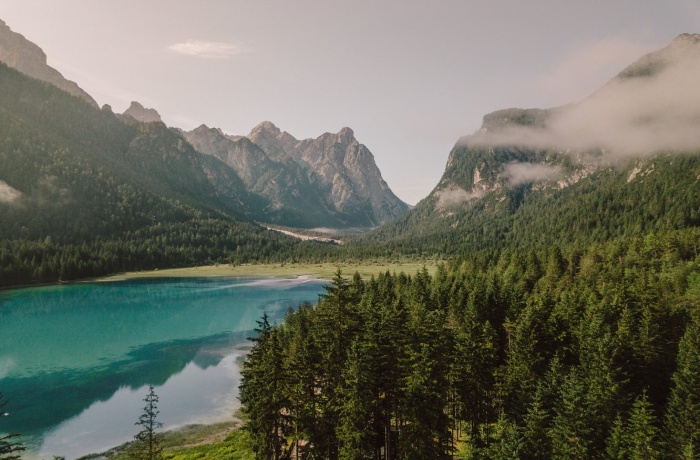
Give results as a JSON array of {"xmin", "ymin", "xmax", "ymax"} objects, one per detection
[
  {"xmin": 240, "ymin": 231, "xmax": 700, "ymax": 459},
  {"xmin": 0, "ymin": 392, "xmax": 25, "ymax": 460},
  {"xmin": 664, "ymin": 316, "xmax": 700, "ymax": 458},
  {"xmin": 239, "ymin": 314, "xmax": 287, "ymax": 460},
  {"xmin": 362, "ymin": 141, "xmax": 700, "ymax": 259}
]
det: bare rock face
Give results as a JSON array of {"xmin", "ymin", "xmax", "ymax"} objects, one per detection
[
  {"xmin": 185, "ymin": 124, "xmax": 276, "ymax": 188},
  {"xmin": 0, "ymin": 19, "xmax": 98, "ymax": 107},
  {"xmin": 123, "ymin": 101, "xmax": 162, "ymax": 123},
  {"xmin": 247, "ymin": 122, "xmax": 409, "ymax": 226},
  {"xmin": 186, "ymin": 121, "xmax": 409, "ymax": 228}
]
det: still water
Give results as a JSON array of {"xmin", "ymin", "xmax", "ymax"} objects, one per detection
[{"xmin": 0, "ymin": 276, "xmax": 327, "ymax": 459}]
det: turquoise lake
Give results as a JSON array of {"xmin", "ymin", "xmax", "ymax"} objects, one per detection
[{"xmin": 0, "ymin": 276, "xmax": 327, "ymax": 459}]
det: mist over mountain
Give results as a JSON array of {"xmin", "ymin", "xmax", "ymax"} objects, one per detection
[
  {"xmin": 367, "ymin": 34, "xmax": 700, "ymax": 252},
  {"xmin": 470, "ymin": 33, "xmax": 700, "ymax": 158}
]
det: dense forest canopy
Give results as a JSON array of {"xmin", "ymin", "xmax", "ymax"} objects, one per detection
[{"xmin": 241, "ymin": 228, "xmax": 700, "ymax": 459}]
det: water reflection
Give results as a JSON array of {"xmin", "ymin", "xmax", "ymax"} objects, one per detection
[
  {"xmin": 0, "ymin": 277, "xmax": 326, "ymax": 460},
  {"xmin": 38, "ymin": 347, "xmax": 247, "ymax": 459}
]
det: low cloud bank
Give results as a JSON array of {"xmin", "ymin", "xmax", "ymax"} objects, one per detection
[
  {"xmin": 472, "ymin": 37, "xmax": 700, "ymax": 159},
  {"xmin": 0, "ymin": 180, "xmax": 21, "ymax": 203},
  {"xmin": 503, "ymin": 162, "xmax": 562, "ymax": 186},
  {"xmin": 435, "ymin": 186, "xmax": 483, "ymax": 209}
]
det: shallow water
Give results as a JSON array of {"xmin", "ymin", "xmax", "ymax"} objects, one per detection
[{"xmin": 0, "ymin": 276, "xmax": 326, "ymax": 459}]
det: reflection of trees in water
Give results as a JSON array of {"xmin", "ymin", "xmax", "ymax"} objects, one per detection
[{"xmin": 2, "ymin": 330, "xmax": 250, "ymax": 441}]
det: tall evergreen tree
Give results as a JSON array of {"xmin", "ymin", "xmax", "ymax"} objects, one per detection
[
  {"xmin": 626, "ymin": 392, "xmax": 660, "ymax": 460},
  {"xmin": 131, "ymin": 385, "xmax": 163, "ymax": 460},
  {"xmin": 240, "ymin": 313, "xmax": 287, "ymax": 460},
  {"xmin": 664, "ymin": 318, "xmax": 700, "ymax": 458}
]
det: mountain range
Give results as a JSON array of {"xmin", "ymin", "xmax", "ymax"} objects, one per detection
[
  {"xmin": 0, "ymin": 18, "xmax": 408, "ymax": 233},
  {"xmin": 1, "ymin": 16, "xmax": 699, "ymax": 286}
]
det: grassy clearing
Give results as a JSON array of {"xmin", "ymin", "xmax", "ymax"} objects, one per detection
[
  {"xmin": 78, "ymin": 422, "xmax": 252, "ymax": 460},
  {"xmin": 98, "ymin": 260, "xmax": 441, "ymax": 282}
]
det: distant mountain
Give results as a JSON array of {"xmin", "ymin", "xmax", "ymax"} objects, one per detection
[
  {"xmin": 0, "ymin": 61, "xmax": 311, "ymax": 286},
  {"xmin": 123, "ymin": 101, "xmax": 162, "ymax": 123},
  {"xmin": 185, "ymin": 124, "xmax": 341, "ymax": 228},
  {"xmin": 185, "ymin": 121, "xmax": 410, "ymax": 228},
  {"xmin": 0, "ymin": 18, "xmax": 98, "ymax": 107},
  {"xmin": 367, "ymin": 34, "xmax": 700, "ymax": 253}
]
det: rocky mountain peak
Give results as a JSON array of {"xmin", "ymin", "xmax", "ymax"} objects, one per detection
[
  {"xmin": 0, "ymin": 18, "xmax": 98, "ymax": 107},
  {"xmin": 337, "ymin": 127, "xmax": 355, "ymax": 145},
  {"xmin": 615, "ymin": 32, "xmax": 700, "ymax": 81},
  {"xmin": 672, "ymin": 33, "xmax": 700, "ymax": 45},
  {"xmin": 123, "ymin": 101, "xmax": 162, "ymax": 123},
  {"xmin": 250, "ymin": 120, "xmax": 282, "ymax": 137}
]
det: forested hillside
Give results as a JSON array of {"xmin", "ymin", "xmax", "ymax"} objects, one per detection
[
  {"xmin": 241, "ymin": 228, "xmax": 700, "ymax": 459},
  {"xmin": 0, "ymin": 62, "xmax": 333, "ymax": 286},
  {"xmin": 364, "ymin": 148, "xmax": 700, "ymax": 256},
  {"xmin": 366, "ymin": 34, "xmax": 700, "ymax": 257}
]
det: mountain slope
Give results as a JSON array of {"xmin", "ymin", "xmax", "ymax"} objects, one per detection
[
  {"xmin": 249, "ymin": 122, "xmax": 409, "ymax": 227},
  {"xmin": 184, "ymin": 124, "xmax": 345, "ymax": 228},
  {"xmin": 185, "ymin": 122, "xmax": 410, "ymax": 228},
  {"xmin": 366, "ymin": 34, "xmax": 700, "ymax": 254},
  {"xmin": 0, "ymin": 61, "xmax": 308, "ymax": 286},
  {"xmin": 0, "ymin": 18, "xmax": 98, "ymax": 107}
]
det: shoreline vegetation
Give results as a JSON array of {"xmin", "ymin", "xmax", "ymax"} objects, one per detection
[{"xmin": 76, "ymin": 421, "xmax": 251, "ymax": 460}]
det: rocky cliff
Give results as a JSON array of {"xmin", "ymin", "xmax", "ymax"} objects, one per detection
[
  {"xmin": 247, "ymin": 122, "xmax": 410, "ymax": 226},
  {"xmin": 123, "ymin": 101, "xmax": 162, "ymax": 123},
  {"xmin": 186, "ymin": 122, "xmax": 410, "ymax": 228},
  {"xmin": 0, "ymin": 19, "xmax": 97, "ymax": 107}
]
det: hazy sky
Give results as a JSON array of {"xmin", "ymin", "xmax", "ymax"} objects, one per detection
[{"xmin": 1, "ymin": 1, "xmax": 698, "ymax": 204}]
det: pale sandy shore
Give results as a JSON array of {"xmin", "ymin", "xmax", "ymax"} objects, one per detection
[{"xmin": 97, "ymin": 261, "xmax": 439, "ymax": 282}]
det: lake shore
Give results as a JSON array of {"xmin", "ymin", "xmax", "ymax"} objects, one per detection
[{"xmin": 97, "ymin": 260, "xmax": 439, "ymax": 282}]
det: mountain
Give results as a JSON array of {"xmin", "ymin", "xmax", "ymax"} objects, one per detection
[
  {"xmin": 0, "ymin": 61, "xmax": 313, "ymax": 286},
  {"xmin": 123, "ymin": 101, "xmax": 163, "ymax": 123},
  {"xmin": 0, "ymin": 18, "xmax": 98, "ymax": 107},
  {"xmin": 185, "ymin": 121, "xmax": 410, "ymax": 228},
  {"xmin": 367, "ymin": 34, "xmax": 700, "ymax": 253}
]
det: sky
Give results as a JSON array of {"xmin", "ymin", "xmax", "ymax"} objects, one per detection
[{"xmin": 1, "ymin": 1, "xmax": 699, "ymax": 205}]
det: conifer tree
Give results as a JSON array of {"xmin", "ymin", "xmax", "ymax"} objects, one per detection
[
  {"xmin": 131, "ymin": 385, "xmax": 163, "ymax": 460},
  {"xmin": 240, "ymin": 313, "xmax": 287, "ymax": 460},
  {"xmin": 626, "ymin": 392, "xmax": 660, "ymax": 460},
  {"xmin": 664, "ymin": 318, "xmax": 700, "ymax": 458}
]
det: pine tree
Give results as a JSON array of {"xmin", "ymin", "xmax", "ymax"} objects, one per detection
[
  {"xmin": 664, "ymin": 318, "xmax": 700, "ymax": 459},
  {"xmin": 239, "ymin": 313, "xmax": 287, "ymax": 460},
  {"xmin": 626, "ymin": 392, "xmax": 660, "ymax": 460},
  {"xmin": 130, "ymin": 385, "xmax": 163, "ymax": 460},
  {"xmin": 550, "ymin": 369, "xmax": 593, "ymax": 460}
]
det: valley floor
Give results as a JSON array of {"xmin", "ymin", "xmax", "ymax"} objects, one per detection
[{"xmin": 97, "ymin": 260, "xmax": 439, "ymax": 282}]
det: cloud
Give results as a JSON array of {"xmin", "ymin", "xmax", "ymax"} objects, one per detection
[
  {"xmin": 540, "ymin": 36, "xmax": 655, "ymax": 103},
  {"xmin": 472, "ymin": 36, "xmax": 700, "ymax": 160},
  {"xmin": 435, "ymin": 185, "xmax": 483, "ymax": 209},
  {"xmin": 503, "ymin": 162, "xmax": 562, "ymax": 186},
  {"xmin": 0, "ymin": 180, "xmax": 22, "ymax": 203},
  {"xmin": 168, "ymin": 40, "xmax": 249, "ymax": 59}
]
